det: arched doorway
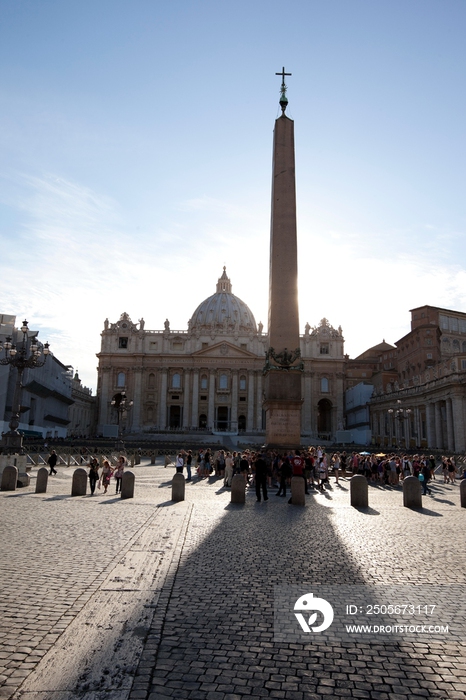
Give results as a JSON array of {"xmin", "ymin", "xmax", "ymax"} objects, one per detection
[
  {"xmin": 169, "ymin": 405, "xmax": 181, "ymax": 429},
  {"xmin": 199, "ymin": 413, "xmax": 207, "ymax": 429},
  {"xmin": 238, "ymin": 414, "xmax": 246, "ymax": 431},
  {"xmin": 317, "ymin": 399, "xmax": 332, "ymax": 438}
]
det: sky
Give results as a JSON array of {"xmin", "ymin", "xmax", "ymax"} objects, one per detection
[{"xmin": 1, "ymin": 0, "xmax": 465, "ymax": 392}]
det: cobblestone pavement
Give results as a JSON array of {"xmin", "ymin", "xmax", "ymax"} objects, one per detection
[{"xmin": 0, "ymin": 462, "xmax": 465, "ymax": 699}]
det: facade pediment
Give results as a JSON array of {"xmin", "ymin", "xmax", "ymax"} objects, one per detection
[{"xmin": 192, "ymin": 341, "xmax": 258, "ymax": 359}]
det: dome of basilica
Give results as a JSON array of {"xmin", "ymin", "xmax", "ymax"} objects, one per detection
[{"xmin": 189, "ymin": 268, "xmax": 257, "ymax": 333}]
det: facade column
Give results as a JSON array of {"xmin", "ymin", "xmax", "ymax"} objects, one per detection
[
  {"xmin": 207, "ymin": 371, "xmax": 215, "ymax": 430},
  {"xmin": 446, "ymin": 397, "xmax": 455, "ymax": 452},
  {"xmin": 231, "ymin": 371, "xmax": 238, "ymax": 433},
  {"xmin": 131, "ymin": 368, "xmax": 143, "ymax": 432},
  {"xmin": 451, "ymin": 395, "xmax": 466, "ymax": 452},
  {"xmin": 256, "ymin": 371, "xmax": 263, "ymax": 431},
  {"xmin": 158, "ymin": 369, "xmax": 168, "ymax": 429},
  {"xmin": 435, "ymin": 401, "xmax": 443, "ymax": 450},
  {"xmin": 183, "ymin": 369, "xmax": 191, "ymax": 428},
  {"xmin": 302, "ymin": 371, "xmax": 312, "ymax": 435},
  {"xmin": 98, "ymin": 367, "xmax": 111, "ymax": 430},
  {"xmin": 413, "ymin": 406, "xmax": 421, "ymax": 448},
  {"xmin": 191, "ymin": 370, "xmax": 199, "ymax": 430},
  {"xmin": 335, "ymin": 372, "xmax": 345, "ymax": 439},
  {"xmin": 426, "ymin": 402, "xmax": 435, "ymax": 449},
  {"xmin": 247, "ymin": 371, "xmax": 255, "ymax": 431}
]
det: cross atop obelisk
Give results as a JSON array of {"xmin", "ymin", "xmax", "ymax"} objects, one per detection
[
  {"xmin": 263, "ymin": 67, "xmax": 303, "ymax": 448},
  {"xmin": 275, "ymin": 67, "xmax": 291, "ymax": 114}
]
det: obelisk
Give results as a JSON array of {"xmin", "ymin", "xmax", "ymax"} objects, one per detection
[{"xmin": 263, "ymin": 68, "xmax": 303, "ymax": 448}]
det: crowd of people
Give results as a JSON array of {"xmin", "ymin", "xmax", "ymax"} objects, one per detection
[
  {"xmin": 173, "ymin": 447, "xmax": 466, "ymax": 501},
  {"xmin": 45, "ymin": 445, "xmax": 465, "ymax": 501}
]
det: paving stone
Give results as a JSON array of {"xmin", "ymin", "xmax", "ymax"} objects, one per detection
[{"xmin": 0, "ymin": 461, "xmax": 465, "ymax": 700}]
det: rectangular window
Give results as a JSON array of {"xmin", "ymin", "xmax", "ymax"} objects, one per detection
[
  {"xmin": 450, "ymin": 317, "xmax": 459, "ymax": 332},
  {"xmin": 427, "ymin": 353, "xmax": 432, "ymax": 359},
  {"xmin": 320, "ymin": 344, "xmax": 329, "ymax": 355},
  {"xmin": 462, "ymin": 360, "xmax": 466, "ymax": 370},
  {"xmin": 119, "ymin": 337, "xmax": 128, "ymax": 348}
]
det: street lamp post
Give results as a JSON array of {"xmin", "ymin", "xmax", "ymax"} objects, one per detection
[
  {"xmin": 0, "ymin": 320, "xmax": 50, "ymax": 455},
  {"xmin": 111, "ymin": 391, "xmax": 133, "ymax": 451},
  {"xmin": 388, "ymin": 399, "xmax": 412, "ymax": 449}
]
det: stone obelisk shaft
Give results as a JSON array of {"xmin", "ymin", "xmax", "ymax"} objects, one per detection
[
  {"xmin": 268, "ymin": 115, "xmax": 300, "ymax": 350},
  {"xmin": 264, "ymin": 113, "xmax": 302, "ymax": 448}
]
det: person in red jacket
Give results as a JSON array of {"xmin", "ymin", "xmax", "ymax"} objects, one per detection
[{"xmin": 290, "ymin": 450, "xmax": 309, "ymax": 494}]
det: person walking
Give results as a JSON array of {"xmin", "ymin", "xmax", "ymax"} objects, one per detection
[
  {"xmin": 186, "ymin": 450, "xmax": 192, "ymax": 481},
  {"xmin": 276, "ymin": 454, "xmax": 291, "ymax": 497},
  {"xmin": 114, "ymin": 455, "xmax": 126, "ymax": 494},
  {"xmin": 254, "ymin": 452, "xmax": 268, "ymax": 502},
  {"xmin": 175, "ymin": 453, "xmax": 184, "ymax": 474},
  {"xmin": 100, "ymin": 459, "xmax": 113, "ymax": 494},
  {"xmin": 224, "ymin": 452, "xmax": 234, "ymax": 487},
  {"xmin": 88, "ymin": 458, "xmax": 100, "ymax": 495},
  {"xmin": 48, "ymin": 450, "xmax": 58, "ymax": 475}
]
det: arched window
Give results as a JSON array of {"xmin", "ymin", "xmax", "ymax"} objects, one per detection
[
  {"xmin": 462, "ymin": 341, "xmax": 466, "ymax": 353},
  {"xmin": 452, "ymin": 339, "xmax": 460, "ymax": 351},
  {"xmin": 219, "ymin": 373, "xmax": 228, "ymax": 389},
  {"xmin": 321, "ymin": 377, "xmax": 329, "ymax": 393},
  {"xmin": 200, "ymin": 375, "xmax": 208, "ymax": 390},
  {"xmin": 172, "ymin": 373, "xmax": 181, "ymax": 389},
  {"xmin": 239, "ymin": 375, "xmax": 246, "ymax": 391},
  {"xmin": 148, "ymin": 373, "xmax": 155, "ymax": 389},
  {"xmin": 117, "ymin": 372, "xmax": 125, "ymax": 388}
]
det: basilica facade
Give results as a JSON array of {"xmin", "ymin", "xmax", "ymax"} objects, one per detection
[{"xmin": 96, "ymin": 268, "xmax": 346, "ymax": 439}]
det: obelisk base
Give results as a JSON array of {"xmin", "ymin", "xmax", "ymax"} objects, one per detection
[
  {"xmin": 263, "ymin": 370, "xmax": 302, "ymax": 449},
  {"xmin": 264, "ymin": 399, "xmax": 302, "ymax": 449}
]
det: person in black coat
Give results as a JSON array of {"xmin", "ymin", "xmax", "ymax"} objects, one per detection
[
  {"xmin": 254, "ymin": 452, "xmax": 268, "ymax": 502},
  {"xmin": 48, "ymin": 450, "xmax": 58, "ymax": 475}
]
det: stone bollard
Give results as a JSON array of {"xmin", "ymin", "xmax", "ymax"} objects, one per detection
[
  {"xmin": 290, "ymin": 476, "xmax": 305, "ymax": 506},
  {"xmin": 1, "ymin": 465, "xmax": 18, "ymax": 491},
  {"xmin": 460, "ymin": 479, "xmax": 466, "ymax": 508},
  {"xmin": 403, "ymin": 475, "xmax": 422, "ymax": 509},
  {"xmin": 231, "ymin": 474, "xmax": 246, "ymax": 504},
  {"xmin": 164, "ymin": 454, "xmax": 171, "ymax": 468},
  {"xmin": 351, "ymin": 475, "xmax": 368, "ymax": 508},
  {"xmin": 35, "ymin": 467, "xmax": 49, "ymax": 494},
  {"xmin": 172, "ymin": 472, "xmax": 185, "ymax": 502},
  {"xmin": 135, "ymin": 453, "xmax": 141, "ymax": 465},
  {"xmin": 71, "ymin": 468, "xmax": 87, "ymax": 496},
  {"xmin": 150, "ymin": 451, "xmax": 156, "ymax": 465},
  {"xmin": 121, "ymin": 471, "xmax": 135, "ymax": 500}
]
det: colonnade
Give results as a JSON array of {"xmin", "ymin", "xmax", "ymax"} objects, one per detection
[{"xmin": 372, "ymin": 393, "xmax": 466, "ymax": 453}]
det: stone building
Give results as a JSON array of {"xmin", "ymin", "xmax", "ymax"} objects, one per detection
[
  {"xmin": 96, "ymin": 268, "xmax": 346, "ymax": 440},
  {"xmin": 369, "ymin": 305, "xmax": 466, "ymax": 452},
  {"xmin": 68, "ymin": 371, "xmax": 96, "ymax": 438}
]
